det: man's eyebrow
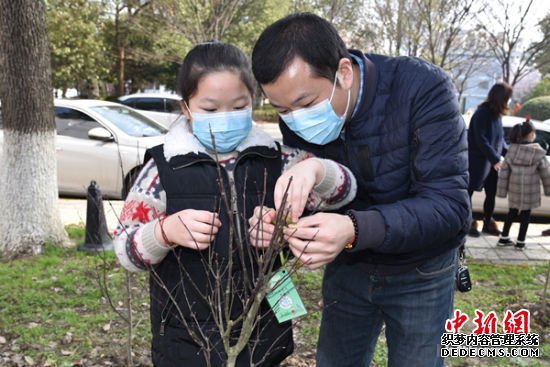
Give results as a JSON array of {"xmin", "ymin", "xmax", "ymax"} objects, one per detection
[{"xmin": 291, "ymin": 93, "xmax": 311, "ymax": 106}]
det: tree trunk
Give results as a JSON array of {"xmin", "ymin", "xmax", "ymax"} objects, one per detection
[{"xmin": 0, "ymin": 0, "xmax": 67, "ymax": 257}]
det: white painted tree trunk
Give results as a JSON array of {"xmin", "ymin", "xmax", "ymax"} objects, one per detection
[
  {"xmin": 0, "ymin": 0, "xmax": 67, "ymax": 257},
  {"xmin": 0, "ymin": 130, "xmax": 67, "ymax": 256}
]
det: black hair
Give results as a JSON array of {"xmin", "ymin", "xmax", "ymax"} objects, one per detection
[
  {"xmin": 479, "ymin": 82, "xmax": 513, "ymax": 117},
  {"xmin": 509, "ymin": 120, "xmax": 536, "ymax": 144},
  {"xmin": 251, "ymin": 12, "xmax": 351, "ymax": 84},
  {"xmin": 177, "ymin": 41, "xmax": 255, "ymax": 104}
]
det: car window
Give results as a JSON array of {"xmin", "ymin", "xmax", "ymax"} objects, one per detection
[
  {"xmin": 55, "ymin": 107, "xmax": 103, "ymax": 139},
  {"xmin": 90, "ymin": 105, "xmax": 167, "ymax": 137},
  {"xmin": 167, "ymin": 99, "xmax": 181, "ymax": 113},
  {"xmin": 119, "ymin": 98, "xmax": 136, "ymax": 108},
  {"xmin": 536, "ymin": 130, "xmax": 550, "ymax": 155},
  {"xmin": 133, "ymin": 98, "xmax": 165, "ymax": 112}
]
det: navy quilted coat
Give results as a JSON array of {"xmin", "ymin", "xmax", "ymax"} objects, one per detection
[{"xmin": 280, "ymin": 50, "xmax": 470, "ymax": 269}]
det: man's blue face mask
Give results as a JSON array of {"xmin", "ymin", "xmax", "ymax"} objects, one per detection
[
  {"xmin": 279, "ymin": 72, "xmax": 351, "ymax": 145},
  {"xmin": 189, "ymin": 108, "xmax": 253, "ymax": 153}
]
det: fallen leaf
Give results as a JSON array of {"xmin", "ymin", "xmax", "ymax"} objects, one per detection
[
  {"xmin": 24, "ymin": 356, "xmax": 35, "ymax": 365},
  {"xmin": 0, "ymin": 336, "xmax": 6, "ymax": 344},
  {"xmin": 63, "ymin": 332, "xmax": 73, "ymax": 344},
  {"xmin": 102, "ymin": 323, "xmax": 111, "ymax": 332}
]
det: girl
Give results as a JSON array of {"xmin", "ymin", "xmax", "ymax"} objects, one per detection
[
  {"xmin": 497, "ymin": 120, "xmax": 550, "ymax": 249},
  {"xmin": 467, "ymin": 82, "xmax": 512, "ymax": 237},
  {"xmin": 113, "ymin": 42, "xmax": 357, "ymax": 366}
]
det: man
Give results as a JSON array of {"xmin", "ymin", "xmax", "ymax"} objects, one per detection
[{"xmin": 250, "ymin": 13, "xmax": 470, "ymax": 367}]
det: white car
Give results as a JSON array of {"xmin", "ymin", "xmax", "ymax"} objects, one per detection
[
  {"xmin": 0, "ymin": 99, "xmax": 167, "ymax": 199},
  {"xmin": 463, "ymin": 114, "xmax": 550, "ymax": 217},
  {"xmin": 118, "ymin": 92, "xmax": 182, "ymax": 128}
]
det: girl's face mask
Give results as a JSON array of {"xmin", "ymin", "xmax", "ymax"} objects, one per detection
[
  {"xmin": 188, "ymin": 108, "xmax": 253, "ymax": 153},
  {"xmin": 279, "ymin": 72, "xmax": 351, "ymax": 145}
]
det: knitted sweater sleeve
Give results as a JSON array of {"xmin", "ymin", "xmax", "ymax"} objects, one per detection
[
  {"xmin": 281, "ymin": 146, "xmax": 357, "ymax": 211},
  {"xmin": 113, "ymin": 159, "xmax": 169, "ymax": 272}
]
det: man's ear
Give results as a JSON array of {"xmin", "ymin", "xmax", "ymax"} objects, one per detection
[
  {"xmin": 180, "ymin": 100, "xmax": 191, "ymax": 121},
  {"xmin": 337, "ymin": 57, "xmax": 354, "ymax": 90}
]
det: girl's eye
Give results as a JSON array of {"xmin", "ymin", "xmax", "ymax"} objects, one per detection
[
  {"xmin": 234, "ymin": 106, "xmax": 247, "ymax": 110},
  {"xmin": 203, "ymin": 108, "xmax": 217, "ymax": 112}
]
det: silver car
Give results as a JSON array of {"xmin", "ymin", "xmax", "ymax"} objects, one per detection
[
  {"xmin": 118, "ymin": 92, "xmax": 183, "ymax": 128},
  {"xmin": 0, "ymin": 99, "xmax": 167, "ymax": 199}
]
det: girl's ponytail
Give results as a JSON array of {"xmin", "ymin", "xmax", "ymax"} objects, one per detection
[{"xmin": 509, "ymin": 120, "xmax": 535, "ymax": 144}]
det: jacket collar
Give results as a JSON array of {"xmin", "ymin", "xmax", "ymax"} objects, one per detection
[
  {"xmin": 348, "ymin": 49, "xmax": 377, "ymax": 126},
  {"xmin": 163, "ymin": 119, "xmax": 277, "ymax": 161}
]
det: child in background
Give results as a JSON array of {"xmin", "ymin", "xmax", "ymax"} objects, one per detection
[
  {"xmin": 497, "ymin": 120, "xmax": 550, "ymax": 249},
  {"xmin": 113, "ymin": 41, "xmax": 357, "ymax": 366}
]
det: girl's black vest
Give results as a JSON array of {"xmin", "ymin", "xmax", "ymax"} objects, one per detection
[{"xmin": 145, "ymin": 143, "xmax": 293, "ymax": 366}]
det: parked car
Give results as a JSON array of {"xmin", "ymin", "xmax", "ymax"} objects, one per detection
[
  {"xmin": 118, "ymin": 92, "xmax": 182, "ymax": 128},
  {"xmin": 463, "ymin": 114, "xmax": 550, "ymax": 217},
  {"xmin": 0, "ymin": 99, "xmax": 167, "ymax": 199}
]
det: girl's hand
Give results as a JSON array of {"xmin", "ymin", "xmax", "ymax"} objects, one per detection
[
  {"xmin": 248, "ymin": 206, "xmax": 276, "ymax": 248},
  {"xmin": 275, "ymin": 158, "xmax": 324, "ymax": 223},
  {"xmin": 156, "ymin": 209, "xmax": 221, "ymax": 250}
]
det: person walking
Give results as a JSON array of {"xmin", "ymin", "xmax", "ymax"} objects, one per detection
[
  {"xmin": 467, "ymin": 82, "xmax": 512, "ymax": 237},
  {"xmin": 497, "ymin": 120, "xmax": 550, "ymax": 249}
]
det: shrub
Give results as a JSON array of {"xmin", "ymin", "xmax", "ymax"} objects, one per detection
[
  {"xmin": 253, "ymin": 104, "xmax": 279, "ymax": 123},
  {"xmin": 526, "ymin": 77, "xmax": 550, "ymax": 100},
  {"xmin": 516, "ymin": 96, "xmax": 550, "ymax": 121}
]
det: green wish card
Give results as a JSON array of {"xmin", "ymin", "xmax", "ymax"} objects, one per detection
[{"xmin": 266, "ymin": 269, "xmax": 307, "ymax": 323}]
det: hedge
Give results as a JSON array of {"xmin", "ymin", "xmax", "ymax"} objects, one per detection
[{"xmin": 516, "ymin": 96, "xmax": 550, "ymax": 121}]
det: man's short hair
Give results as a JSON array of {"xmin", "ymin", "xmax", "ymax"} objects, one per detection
[{"xmin": 252, "ymin": 13, "xmax": 350, "ymax": 85}]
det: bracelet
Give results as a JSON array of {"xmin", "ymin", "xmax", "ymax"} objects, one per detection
[
  {"xmin": 345, "ymin": 210, "xmax": 359, "ymax": 249},
  {"xmin": 159, "ymin": 215, "xmax": 177, "ymax": 248}
]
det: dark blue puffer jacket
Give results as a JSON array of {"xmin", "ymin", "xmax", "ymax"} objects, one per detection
[{"xmin": 280, "ymin": 50, "xmax": 470, "ymax": 272}]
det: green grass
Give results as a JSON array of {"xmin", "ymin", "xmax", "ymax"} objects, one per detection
[
  {"xmin": 292, "ymin": 262, "xmax": 550, "ymax": 367},
  {"xmin": 1, "ymin": 232, "xmax": 548, "ymax": 366},
  {"xmin": 0, "ymin": 226, "xmax": 151, "ymax": 366}
]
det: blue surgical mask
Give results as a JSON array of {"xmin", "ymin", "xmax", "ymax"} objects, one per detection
[
  {"xmin": 280, "ymin": 72, "xmax": 351, "ymax": 145},
  {"xmin": 190, "ymin": 108, "xmax": 252, "ymax": 153}
]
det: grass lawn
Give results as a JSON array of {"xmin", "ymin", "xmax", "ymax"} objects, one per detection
[{"xmin": 0, "ymin": 226, "xmax": 548, "ymax": 366}]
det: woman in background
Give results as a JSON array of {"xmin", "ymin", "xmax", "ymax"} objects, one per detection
[{"xmin": 467, "ymin": 82, "xmax": 512, "ymax": 237}]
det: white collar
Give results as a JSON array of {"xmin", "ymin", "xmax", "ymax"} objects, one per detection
[{"xmin": 163, "ymin": 118, "xmax": 277, "ymax": 161}]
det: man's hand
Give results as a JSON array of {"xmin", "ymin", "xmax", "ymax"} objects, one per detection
[{"xmin": 284, "ymin": 212, "xmax": 355, "ymax": 269}]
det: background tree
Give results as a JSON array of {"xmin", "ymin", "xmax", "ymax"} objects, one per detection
[
  {"xmin": 47, "ymin": 0, "xmax": 110, "ymax": 97},
  {"xmin": 224, "ymin": 0, "xmax": 291, "ymax": 53},
  {"xmin": 153, "ymin": 0, "xmax": 249, "ymax": 46},
  {"xmin": 534, "ymin": 13, "xmax": 550, "ymax": 77},
  {"xmin": 478, "ymin": 0, "xmax": 549, "ymax": 86},
  {"xmin": 0, "ymin": 0, "xmax": 67, "ymax": 257},
  {"xmin": 102, "ymin": 0, "xmax": 152, "ymax": 96}
]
